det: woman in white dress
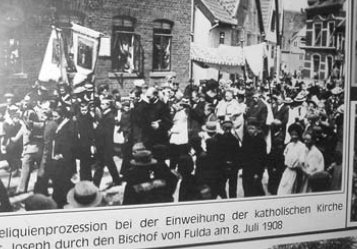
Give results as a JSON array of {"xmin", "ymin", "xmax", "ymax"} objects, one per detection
[
  {"xmin": 277, "ymin": 123, "xmax": 305, "ymax": 195},
  {"xmin": 299, "ymin": 131, "xmax": 325, "ymax": 193}
]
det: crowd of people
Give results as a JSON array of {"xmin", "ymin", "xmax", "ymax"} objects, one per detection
[{"xmin": 0, "ymin": 72, "xmax": 345, "ymax": 211}]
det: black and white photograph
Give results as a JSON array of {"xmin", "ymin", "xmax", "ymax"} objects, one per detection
[{"xmin": 0, "ymin": 0, "xmax": 347, "ymax": 213}]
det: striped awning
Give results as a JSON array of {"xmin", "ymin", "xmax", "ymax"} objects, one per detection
[
  {"xmin": 190, "ymin": 43, "xmax": 245, "ymax": 67},
  {"xmin": 191, "ymin": 42, "xmax": 268, "ymax": 76}
]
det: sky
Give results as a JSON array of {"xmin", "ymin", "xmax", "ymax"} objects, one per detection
[{"xmin": 283, "ymin": 0, "xmax": 308, "ymax": 11}]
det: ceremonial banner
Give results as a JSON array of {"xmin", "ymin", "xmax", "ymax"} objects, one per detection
[
  {"xmin": 38, "ymin": 27, "xmax": 68, "ymax": 83},
  {"xmin": 72, "ymin": 23, "xmax": 101, "ymax": 86}
]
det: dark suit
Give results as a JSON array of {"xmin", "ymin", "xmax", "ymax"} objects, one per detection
[
  {"xmin": 132, "ymin": 99, "xmax": 172, "ymax": 149},
  {"xmin": 76, "ymin": 113, "xmax": 96, "ymax": 181},
  {"xmin": 273, "ymin": 104, "xmax": 289, "ymax": 137},
  {"xmin": 123, "ymin": 162, "xmax": 178, "ymax": 205},
  {"xmin": 241, "ymin": 133, "xmax": 266, "ymax": 197},
  {"xmin": 217, "ymin": 132, "xmax": 241, "ymax": 198},
  {"xmin": 246, "ymin": 99, "xmax": 268, "ymax": 132},
  {"xmin": 34, "ymin": 120, "xmax": 57, "ymax": 195},
  {"xmin": 93, "ymin": 110, "xmax": 121, "ymax": 187},
  {"xmin": 51, "ymin": 119, "xmax": 76, "ymax": 208}
]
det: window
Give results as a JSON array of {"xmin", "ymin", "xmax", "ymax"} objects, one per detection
[
  {"xmin": 328, "ymin": 22, "xmax": 335, "ymax": 47},
  {"xmin": 0, "ymin": 34, "xmax": 22, "ymax": 75},
  {"xmin": 299, "ymin": 54, "xmax": 304, "ymax": 60},
  {"xmin": 219, "ymin": 32, "xmax": 225, "ymax": 44},
  {"xmin": 313, "ymin": 23, "xmax": 322, "ymax": 46},
  {"xmin": 112, "ymin": 16, "xmax": 142, "ymax": 74},
  {"xmin": 152, "ymin": 20, "xmax": 173, "ymax": 71},
  {"xmin": 271, "ymin": 10, "xmax": 276, "ymax": 32},
  {"xmin": 312, "ymin": 54, "xmax": 320, "ymax": 79},
  {"xmin": 326, "ymin": 56, "xmax": 333, "ymax": 79}
]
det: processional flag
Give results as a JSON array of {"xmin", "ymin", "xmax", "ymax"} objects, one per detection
[
  {"xmin": 71, "ymin": 22, "xmax": 102, "ymax": 86},
  {"xmin": 38, "ymin": 26, "xmax": 68, "ymax": 84}
]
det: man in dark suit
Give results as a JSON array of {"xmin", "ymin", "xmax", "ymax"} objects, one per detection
[
  {"xmin": 241, "ymin": 118, "xmax": 266, "ymax": 197},
  {"xmin": 268, "ymin": 94, "xmax": 290, "ymax": 194},
  {"xmin": 217, "ymin": 120, "xmax": 241, "ymax": 198},
  {"xmin": 51, "ymin": 107, "xmax": 76, "ymax": 208},
  {"xmin": 76, "ymin": 102, "xmax": 96, "ymax": 181},
  {"xmin": 245, "ymin": 93, "xmax": 268, "ymax": 135},
  {"xmin": 132, "ymin": 87, "xmax": 172, "ymax": 149},
  {"xmin": 272, "ymin": 94, "xmax": 289, "ymax": 140},
  {"xmin": 123, "ymin": 150, "xmax": 178, "ymax": 205},
  {"xmin": 93, "ymin": 97, "xmax": 121, "ymax": 188}
]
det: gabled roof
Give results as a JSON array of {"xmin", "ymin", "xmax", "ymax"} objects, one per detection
[{"xmin": 199, "ymin": 0, "xmax": 238, "ymax": 25}]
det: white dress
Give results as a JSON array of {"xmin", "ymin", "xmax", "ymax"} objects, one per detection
[
  {"xmin": 299, "ymin": 145, "xmax": 325, "ymax": 193},
  {"xmin": 277, "ymin": 141, "xmax": 305, "ymax": 195}
]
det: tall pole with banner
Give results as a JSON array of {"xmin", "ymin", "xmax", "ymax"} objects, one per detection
[{"xmin": 275, "ymin": 0, "xmax": 281, "ymax": 83}]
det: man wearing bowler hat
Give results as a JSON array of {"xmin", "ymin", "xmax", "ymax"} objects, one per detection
[{"xmin": 122, "ymin": 150, "xmax": 177, "ymax": 205}]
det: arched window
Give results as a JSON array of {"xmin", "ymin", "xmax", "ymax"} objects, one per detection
[
  {"xmin": 112, "ymin": 16, "xmax": 141, "ymax": 74},
  {"xmin": 152, "ymin": 19, "xmax": 173, "ymax": 71}
]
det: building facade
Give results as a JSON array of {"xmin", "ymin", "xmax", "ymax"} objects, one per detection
[
  {"xmin": 0, "ymin": 0, "xmax": 192, "ymax": 97},
  {"xmin": 301, "ymin": 0, "xmax": 346, "ymax": 81}
]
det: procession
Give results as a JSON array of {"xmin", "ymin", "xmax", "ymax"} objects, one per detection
[
  {"xmin": 0, "ymin": 70, "xmax": 344, "ymax": 211},
  {"xmin": 0, "ymin": 0, "xmax": 346, "ymax": 212}
]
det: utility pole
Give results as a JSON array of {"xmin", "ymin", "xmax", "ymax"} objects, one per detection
[{"xmin": 275, "ymin": 0, "xmax": 281, "ymax": 82}]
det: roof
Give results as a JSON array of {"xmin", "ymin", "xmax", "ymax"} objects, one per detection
[
  {"xmin": 190, "ymin": 42, "xmax": 268, "ymax": 76},
  {"xmin": 200, "ymin": 0, "xmax": 238, "ymax": 25},
  {"xmin": 191, "ymin": 43, "xmax": 244, "ymax": 66},
  {"xmin": 218, "ymin": 0, "xmax": 239, "ymax": 16},
  {"xmin": 260, "ymin": 0, "xmax": 272, "ymax": 30}
]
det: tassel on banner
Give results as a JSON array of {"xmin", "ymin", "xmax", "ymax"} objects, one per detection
[{"xmin": 38, "ymin": 26, "xmax": 69, "ymax": 84}]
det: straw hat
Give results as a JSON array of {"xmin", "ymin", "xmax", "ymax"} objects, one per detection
[
  {"xmin": 202, "ymin": 121, "xmax": 218, "ymax": 133},
  {"xmin": 66, "ymin": 181, "xmax": 103, "ymax": 208}
]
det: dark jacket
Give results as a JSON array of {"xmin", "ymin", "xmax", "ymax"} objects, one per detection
[
  {"xmin": 132, "ymin": 99, "xmax": 172, "ymax": 147},
  {"xmin": 76, "ymin": 113, "xmax": 96, "ymax": 151},
  {"xmin": 240, "ymin": 133, "xmax": 266, "ymax": 176},
  {"xmin": 123, "ymin": 162, "xmax": 178, "ymax": 205},
  {"xmin": 53, "ymin": 118, "xmax": 76, "ymax": 175},
  {"xmin": 96, "ymin": 109, "xmax": 116, "ymax": 156}
]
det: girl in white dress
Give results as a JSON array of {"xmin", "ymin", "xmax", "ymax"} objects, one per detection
[{"xmin": 277, "ymin": 123, "xmax": 305, "ymax": 195}]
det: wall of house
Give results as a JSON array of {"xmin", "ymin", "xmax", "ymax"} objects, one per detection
[
  {"xmin": 281, "ymin": 35, "xmax": 305, "ymax": 74},
  {"xmin": 90, "ymin": 0, "xmax": 192, "ymax": 95},
  {"xmin": 192, "ymin": 7, "xmax": 234, "ymax": 84},
  {"xmin": 0, "ymin": 0, "xmax": 192, "ymax": 98},
  {"xmin": 281, "ymin": 51, "xmax": 305, "ymax": 74},
  {"xmin": 0, "ymin": 0, "xmax": 53, "ymax": 99},
  {"xmin": 302, "ymin": 2, "xmax": 345, "ymax": 81}
]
